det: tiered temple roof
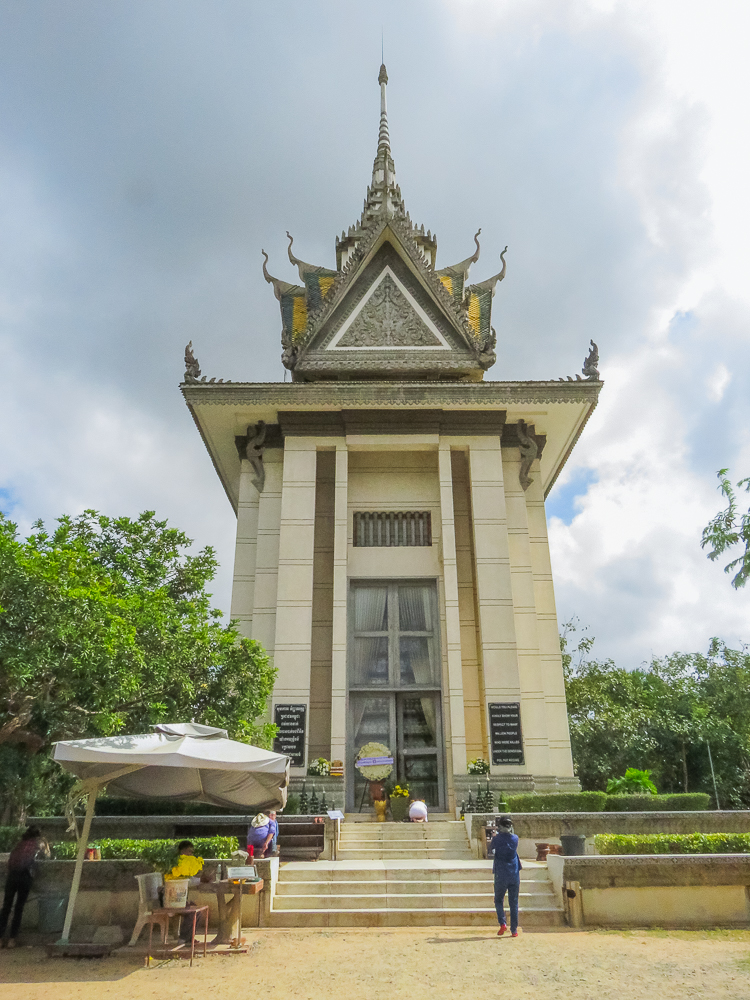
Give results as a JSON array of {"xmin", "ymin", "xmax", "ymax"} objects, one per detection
[{"xmin": 262, "ymin": 65, "xmax": 508, "ymax": 382}]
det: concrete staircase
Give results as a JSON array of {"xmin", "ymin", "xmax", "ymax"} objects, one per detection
[{"xmin": 267, "ymin": 820, "xmax": 564, "ymax": 927}]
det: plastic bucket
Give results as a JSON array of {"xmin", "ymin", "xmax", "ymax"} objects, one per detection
[
  {"xmin": 38, "ymin": 893, "xmax": 69, "ymax": 934},
  {"xmin": 163, "ymin": 878, "xmax": 190, "ymax": 908},
  {"xmin": 560, "ymin": 834, "xmax": 586, "ymax": 856}
]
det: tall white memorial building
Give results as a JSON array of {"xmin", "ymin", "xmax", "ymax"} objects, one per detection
[{"xmin": 182, "ymin": 66, "xmax": 602, "ymax": 812}]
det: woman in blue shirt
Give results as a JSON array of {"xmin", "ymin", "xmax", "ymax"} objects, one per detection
[{"xmin": 489, "ymin": 817, "xmax": 522, "ymax": 937}]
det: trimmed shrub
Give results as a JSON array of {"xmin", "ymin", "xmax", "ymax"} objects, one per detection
[
  {"xmin": 603, "ymin": 793, "xmax": 710, "ymax": 812},
  {"xmin": 506, "ymin": 792, "xmax": 607, "ymax": 813},
  {"xmin": 596, "ymin": 833, "xmax": 750, "ymax": 855},
  {"xmin": 51, "ymin": 836, "xmax": 239, "ymax": 870},
  {"xmin": 0, "ymin": 827, "xmax": 24, "ymax": 852}
]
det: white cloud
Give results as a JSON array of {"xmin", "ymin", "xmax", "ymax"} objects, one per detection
[{"xmin": 2, "ymin": 0, "xmax": 750, "ymax": 671}]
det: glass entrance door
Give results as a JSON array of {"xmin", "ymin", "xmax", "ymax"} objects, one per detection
[{"xmin": 347, "ymin": 582, "xmax": 445, "ymax": 811}]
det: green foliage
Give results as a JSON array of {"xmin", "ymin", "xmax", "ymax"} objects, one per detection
[
  {"xmin": 506, "ymin": 792, "xmax": 607, "ymax": 813},
  {"xmin": 282, "ymin": 794, "xmax": 300, "ymax": 815},
  {"xmin": 701, "ymin": 469, "xmax": 750, "ymax": 589},
  {"xmin": 467, "ymin": 758, "xmax": 490, "ymax": 775},
  {"xmin": 595, "ymin": 833, "xmax": 750, "ymax": 855},
  {"xmin": 0, "ymin": 827, "xmax": 24, "ymax": 851},
  {"xmin": 51, "ymin": 836, "xmax": 239, "ymax": 869},
  {"xmin": 603, "ymin": 793, "xmax": 710, "ymax": 812},
  {"xmin": 0, "ymin": 510, "xmax": 277, "ymax": 821},
  {"xmin": 606, "ymin": 768, "xmax": 658, "ymax": 795},
  {"xmin": 562, "ymin": 619, "xmax": 750, "ymax": 808},
  {"xmin": 92, "ymin": 797, "xmax": 241, "ymax": 816}
]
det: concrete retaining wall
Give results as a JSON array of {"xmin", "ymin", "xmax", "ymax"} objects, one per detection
[
  {"xmin": 546, "ymin": 853, "xmax": 750, "ymax": 928},
  {"xmin": 466, "ymin": 811, "xmax": 750, "ymax": 858},
  {"xmin": 0, "ymin": 857, "xmax": 278, "ymax": 939}
]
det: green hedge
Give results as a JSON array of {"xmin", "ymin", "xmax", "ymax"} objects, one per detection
[
  {"xmin": 604, "ymin": 793, "xmax": 711, "ymax": 812},
  {"xmin": 0, "ymin": 827, "xmax": 24, "ymax": 852},
  {"xmin": 51, "ymin": 836, "xmax": 239, "ymax": 871},
  {"xmin": 506, "ymin": 792, "xmax": 607, "ymax": 813},
  {"xmin": 596, "ymin": 833, "xmax": 750, "ymax": 855}
]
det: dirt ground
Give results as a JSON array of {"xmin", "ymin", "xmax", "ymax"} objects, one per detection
[{"xmin": 1, "ymin": 928, "xmax": 749, "ymax": 1000}]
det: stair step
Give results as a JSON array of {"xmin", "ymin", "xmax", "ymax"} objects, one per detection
[{"xmin": 267, "ymin": 908, "xmax": 565, "ymax": 928}]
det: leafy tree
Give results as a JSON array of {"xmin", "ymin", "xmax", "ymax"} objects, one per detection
[
  {"xmin": 0, "ymin": 510, "xmax": 277, "ymax": 822},
  {"xmin": 702, "ymin": 469, "xmax": 750, "ymax": 588},
  {"xmin": 562, "ymin": 621, "xmax": 750, "ymax": 808}
]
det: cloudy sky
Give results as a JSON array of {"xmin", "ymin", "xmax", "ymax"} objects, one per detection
[{"xmin": 2, "ymin": 0, "xmax": 750, "ymax": 668}]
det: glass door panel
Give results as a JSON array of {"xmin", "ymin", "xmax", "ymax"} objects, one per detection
[
  {"xmin": 402, "ymin": 756, "xmax": 439, "ymax": 809},
  {"xmin": 347, "ymin": 581, "xmax": 445, "ymax": 812}
]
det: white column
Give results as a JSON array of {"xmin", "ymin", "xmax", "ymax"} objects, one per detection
[
  {"xmin": 467, "ymin": 439, "xmax": 524, "ymax": 773},
  {"xmin": 250, "ymin": 450, "xmax": 283, "ymax": 655},
  {"xmin": 329, "ymin": 444, "xmax": 349, "ymax": 767},
  {"xmin": 272, "ymin": 439, "xmax": 318, "ymax": 771},
  {"xmin": 525, "ymin": 458, "xmax": 576, "ymax": 779},
  {"xmin": 438, "ymin": 442, "xmax": 467, "ymax": 776},
  {"xmin": 503, "ymin": 448, "xmax": 551, "ymax": 777},
  {"xmin": 229, "ymin": 461, "xmax": 261, "ymax": 638}
]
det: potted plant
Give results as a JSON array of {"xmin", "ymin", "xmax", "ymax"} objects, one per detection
[
  {"xmin": 468, "ymin": 757, "xmax": 490, "ymax": 775},
  {"xmin": 307, "ymin": 757, "xmax": 331, "ymax": 777},
  {"xmin": 389, "ymin": 784, "xmax": 410, "ymax": 822}
]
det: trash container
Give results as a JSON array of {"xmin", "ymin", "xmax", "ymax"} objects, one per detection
[
  {"xmin": 38, "ymin": 892, "xmax": 69, "ymax": 935},
  {"xmin": 560, "ymin": 834, "xmax": 586, "ymax": 856}
]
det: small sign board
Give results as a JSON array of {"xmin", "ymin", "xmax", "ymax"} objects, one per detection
[
  {"xmin": 327, "ymin": 810, "xmax": 345, "ymax": 820},
  {"xmin": 273, "ymin": 704, "xmax": 306, "ymax": 765},
  {"xmin": 226, "ymin": 866, "xmax": 258, "ymax": 880},
  {"xmin": 488, "ymin": 702, "xmax": 525, "ymax": 766}
]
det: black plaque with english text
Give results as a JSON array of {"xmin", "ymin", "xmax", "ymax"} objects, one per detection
[
  {"xmin": 273, "ymin": 704, "xmax": 306, "ymax": 766},
  {"xmin": 488, "ymin": 702, "xmax": 525, "ymax": 765}
]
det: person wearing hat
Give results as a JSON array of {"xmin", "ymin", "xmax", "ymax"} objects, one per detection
[
  {"xmin": 247, "ymin": 811, "xmax": 278, "ymax": 858},
  {"xmin": 489, "ymin": 816, "xmax": 522, "ymax": 938}
]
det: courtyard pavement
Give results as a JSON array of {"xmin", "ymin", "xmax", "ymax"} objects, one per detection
[{"xmin": 0, "ymin": 928, "xmax": 749, "ymax": 998}]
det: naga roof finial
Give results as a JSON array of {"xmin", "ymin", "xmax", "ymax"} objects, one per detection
[
  {"xmin": 261, "ymin": 249, "xmax": 298, "ymax": 301},
  {"xmin": 470, "ymin": 228, "xmax": 482, "ymax": 265}
]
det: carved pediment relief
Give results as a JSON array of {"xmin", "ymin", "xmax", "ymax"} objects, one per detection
[{"xmin": 327, "ymin": 266, "xmax": 449, "ymax": 351}]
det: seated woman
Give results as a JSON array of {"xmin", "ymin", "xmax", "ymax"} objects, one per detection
[
  {"xmin": 408, "ymin": 800, "xmax": 428, "ymax": 823},
  {"xmin": 247, "ymin": 811, "xmax": 278, "ymax": 858}
]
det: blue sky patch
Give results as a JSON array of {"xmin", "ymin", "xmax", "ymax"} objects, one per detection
[
  {"xmin": 546, "ymin": 467, "xmax": 598, "ymax": 525},
  {"xmin": 0, "ymin": 487, "xmax": 17, "ymax": 517}
]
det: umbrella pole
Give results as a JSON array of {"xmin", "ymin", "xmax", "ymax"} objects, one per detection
[{"xmin": 59, "ymin": 785, "xmax": 98, "ymax": 945}]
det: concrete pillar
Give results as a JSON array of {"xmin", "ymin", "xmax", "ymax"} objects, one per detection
[
  {"xmin": 438, "ymin": 442, "xmax": 467, "ymax": 778},
  {"xmin": 250, "ymin": 450, "xmax": 283, "ymax": 655},
  {"xmin": 502, "ymin": 447, "xmax": 551, "ymax": 776},
  {"xmin": 525, "ymin": 457, "xmax": 576, "ymax": 779},
  {"xmin": 329, "ymin": 444, "xmax": 349, "ymax": 768},
  {"xmin": 467, "ymin": 439, "xmax": 524, "ymax": 774},
  {"xmin": 271, "ymin": 440, "xmax": 318, "ymax": 772},
  {"xmin": 229, "ymin": 461, "xmax": 261, "ymax": 638}
]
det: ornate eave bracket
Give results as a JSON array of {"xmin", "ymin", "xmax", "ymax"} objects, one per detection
[
  {"xmin": 235, "ymin": 421, "xmax": 267, "ymax": 492},
  {"xmin": 517, "ymin": 418, "xmax": 538, "ymax": 491}
]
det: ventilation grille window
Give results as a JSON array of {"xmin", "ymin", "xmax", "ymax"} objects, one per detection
[{"xmin": 354, "ymin": 511, "xmax": 432, "ymax": 547}]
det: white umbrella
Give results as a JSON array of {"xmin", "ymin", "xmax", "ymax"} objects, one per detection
[{"xmin": 53, "ymin": 723, "xmax": 289, "ymax": 944}]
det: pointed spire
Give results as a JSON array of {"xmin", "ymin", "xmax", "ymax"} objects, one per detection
[
  {"xmin": 378, "ymin": 63, "xmax": 390, "ymax": 153},
  {"xmin": 359, "ymin": 63, "xmax": 403, "ymax": 227}
]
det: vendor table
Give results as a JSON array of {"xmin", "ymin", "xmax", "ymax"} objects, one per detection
[
  {"xmin": 147, "ymin": 904, "xmax": 209, "ymax": 967},
  {"xmin": 195, "ymin": 879, "xmax": 264, "ymax": 949}
]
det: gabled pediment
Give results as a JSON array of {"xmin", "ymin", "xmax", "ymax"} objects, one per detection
[{"xmin": 292, "ymin": 225, "xmax": 487, "ymax": 381}]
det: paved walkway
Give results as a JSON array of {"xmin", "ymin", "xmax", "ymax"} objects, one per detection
[{"xmin": 1, "ymin": 928, "xmax": 748, "ymax": 999}]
